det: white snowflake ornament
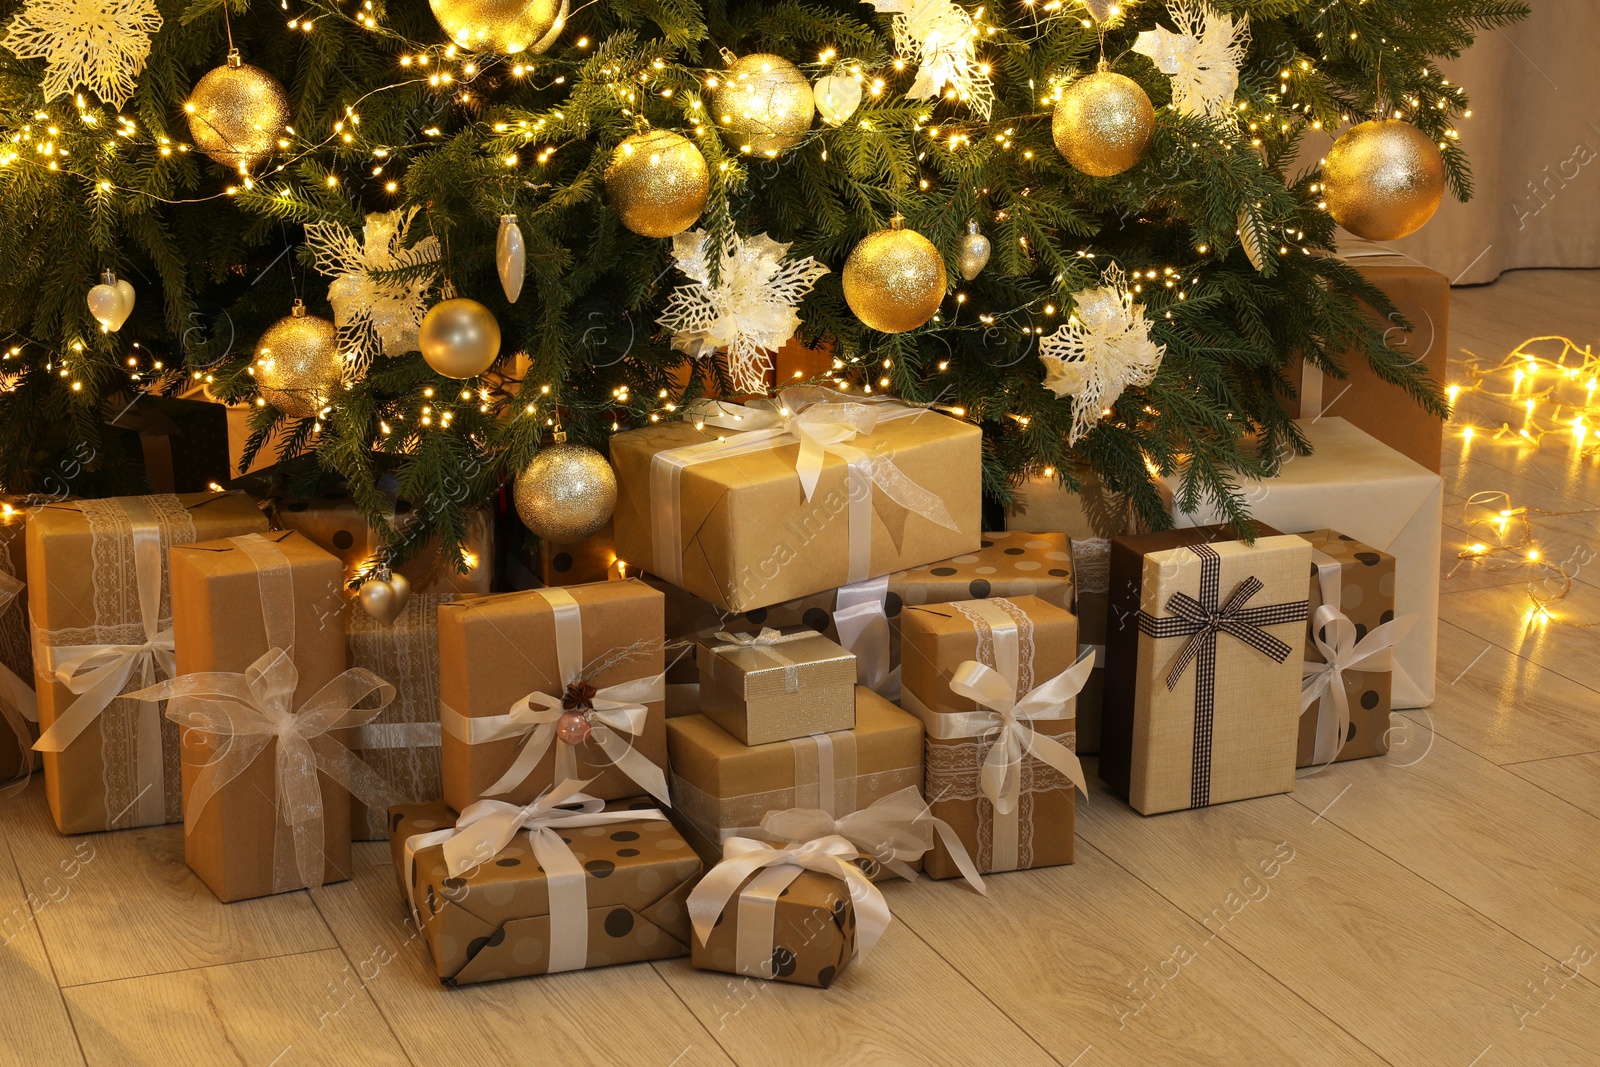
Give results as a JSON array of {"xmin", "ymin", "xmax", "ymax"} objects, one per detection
[
  {"xmin": 303, "ymin": 208, "xmax": 441, "ymax": 377},
  {"xmin": 1039, "ymin": 265, "xmax": 1165, "ymax": 443},
  {"xmin": 657, "ymin": 229, "xmax": 829, "ymax": 396},
  {"xmin": 1133, "ymin": 1, "xmax": 1249, "ymax": 121},
  {"xmin": 3, "ymin": 0, "xmax": 162, "ymax": 109},
  {"xmin": 864, "ymin": 0, "xmax": 995, "ymax": 120}
]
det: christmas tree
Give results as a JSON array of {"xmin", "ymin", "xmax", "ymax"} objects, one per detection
[{"xmin": 0, "ymin": 0, "xmax": 1526, "ymax": 573}]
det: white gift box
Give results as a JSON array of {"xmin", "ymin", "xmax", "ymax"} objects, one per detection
[{"xmin": 1159, "ymin": 417, "xmax": 1442, "ymax": 709}]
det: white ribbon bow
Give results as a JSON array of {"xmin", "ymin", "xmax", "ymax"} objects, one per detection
[
  {"xmin": 1300, "ymin": 605, "xmax": 1418, "ymax": 765},
  {"xmin": 687, "ymin": 834, "xmax": 893, "ymax": 976},
  {"xmin": 128, "ymin": 648, "xmax": 397, "ymax": 893},
  {"xmin": 943, "ymin": 652, "xmax": 1094, "ymax": 814}
]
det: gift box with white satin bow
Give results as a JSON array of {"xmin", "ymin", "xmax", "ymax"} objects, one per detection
[
  {"xmin": 391, "ymin": 789, "xmax": 702, "ymax": 984},
  {"xmin": 437, "ymin": 581, "xmax": 669, "ymax": 811},
  {"xmin": 696, "ymin": 627, "xmax": 856, "ymax": 745},
  {"xmin": 899, "ymin": 595, "xmax": 1089, "ymax": 878}
]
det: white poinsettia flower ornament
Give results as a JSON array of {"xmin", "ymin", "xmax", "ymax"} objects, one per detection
[
  {"xmin": 1039, "ymin": 265, "xmax": 1165, "ymax": 443},
  {"xmin": 657, "ymin": 229, "xmax": 829, "ymax": 396},
  {"xmin": 863, "ymin": 0, "xmax": 995, "ymax": 120},
  {"xmin": 1133, "ymin": 0, "xmax": 1249, "ymax": 121},
  {"xmin": 303, "ymin": 208, "xmax": 441, "ymax": 377},
  {"xmin": 3, "ymin": 0, "xmax": 162, "ymax": 109}
]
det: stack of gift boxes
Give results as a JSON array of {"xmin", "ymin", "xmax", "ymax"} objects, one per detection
[{"xmin": 2, "ymin": 358, "xmax": 1444, "ymax": 991}]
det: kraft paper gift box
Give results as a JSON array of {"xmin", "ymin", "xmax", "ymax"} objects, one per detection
[
  {"xmin": 1069, "ymin": 538, "xmax": 1111, "ymax": 754},
  {"xmin": 611, "ymin": 386, "xmax": 983, "ymax": 613},
  {"xmin": 391, "ymin": 790, "xmax": 702, "ymax": 984},
  {"xmin": 27, "ymin": 492, "xmax": 269, "ymax": 834},
  {"xmin": 696, "ymin": 628, "xmax": 856, "ymax": 745},
  {"xmin": 155, "ymin": 531, "xmax": 381, "ymax": 901},
  {"xmin": 1297, "ymin": 530, "xmax": 1414, "ymax": 768},
  {"xmin": 687, "ymin": 836, "xmax": 886, "ymax": 988},
  {"xmin": 899, "ymin": 595, "xmax": 1089, "ymax": 878},
  {"xmin": 0, "ymin": 501, "xmax": 37, "ymax": 784},
  {"xmin": 270, "ymin": 485, "xmax": 494, "ymax": 596},
  {"xmin": 1283, "ymin": 241, "xmax": 1450, "ymax": 473},
  {"xmin": 347, "ymin": 592, "xmax": 469, "ymax": 840},
  {"xmin": 438, "ymin": 581, "xmax": 669, "ymax": 811},
  {"xmin": 665, "ymin": 687, "xmax": 923, "ymax": 864},
  {"xmin": 540, "ymin": 520, "xmax": 629, "ymax": 587},
  {"xmin": 1100, "ymin": 526, "xmax": 1311, "ymax": 815},
  {"xmin": 1004, "ymin": 465, "xmax": 1132, "ymax": 540},
  {"xmin": 1159, "ymin": 417, "xmax": 1442, "ymax": 708}
]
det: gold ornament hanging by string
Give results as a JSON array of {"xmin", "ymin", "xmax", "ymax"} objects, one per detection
[
  {"xmin": 513, "ymin": 432, "xmax": 618, "ymax": 543},
  {"xmin": 604, "ymin": 130, "xmax": 711, "ymax": 238},
  {"xmin": 711, "ymin": 53, "xmax": 814, "ymax": 157},
  {"xmin": 956, "ymin": 220, "xmax": 992, "ymax": 281},
  {"xmin": 842, "ymin": 215, "xmax": 947, "ymax": 334},
  {"xmin": 428, "ymin": 0, "xmax": 561, "ymax": 53},
  {"xmin": 1052, "ymin": 66, "xmax": 1155, "ymax": 178},
  {"xmin": 185, "ymin": 49, "xmax": 291, "ymax": 170},
  {"xmin": 1322, "ymin": 118, "xmax": 1446, "ymax": 241},
  {"xmin": 419, "ymin": 282, "xmax": 501, "ymax": 378},
  {"xmin": 255, "ymin": 300, "xmax": 342, "ymax": 418}
]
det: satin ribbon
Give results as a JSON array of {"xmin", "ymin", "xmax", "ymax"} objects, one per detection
[
  {"xmin": 128, "ymin": 648, "xmax": 397, "ymax": 893},
  {"xmin": 708, "ymin": 627, "xmax": 811, "ymax": 694},
  {"xmin": 833, "ymin": 576, "xmax": 899, "ymax": 697},
  {"xmin": 34, "ymin": 500, "xmax": 175, "ymax": 826},
  {"xmin": 687, "ymin": 834, "xmax": 892, "ymax": 978},
  {"xmin": 649, "ymin": 386, "xmax": 959, "ymax": 587},
  {"xmin": 1300, "ymin": 551, "xmax": 1418, "ymax": 766},
  {"xmin": 402, "ymin": 781, "xmax": 668, "ymax": 973},
  {"xmin": 0, "ymin": 572, "xmax": 35, "ymax": 785},
  {"xmin": 759, "ymin": 786, "xmax": 985, "ymax": 893}
]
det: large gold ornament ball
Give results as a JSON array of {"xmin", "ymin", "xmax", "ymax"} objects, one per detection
[
  {"xmin": 186, "ymin": 57, "xmax": 291, "ymax": 170},
  {"xmin": 429, "ymin": 0, "xmax": 561, "ymax": 54},
  {"xmin": 255, "ymin": 308, "xmax": 342, "ymax": 419},
  {"xmin": 420, "ymin": 295, "xmax": 501, "ymax": 378},
  {"xmin": 842, "ymin": 220, "xmax": 947, "ymax": 334},
  {"xmin": 1052, "ymin": 70, "xmax": 1155, "ymax": 178},
  {"xmin": 605, "ymin": 130, "xmax": 711, "ymax": 238},
  {"xmin": 1323, "ymin": 119, "xmax": 1447, "ymax": 241},
  {"xmin": 711, "ymin": 53, "xmax": 815, "ymax": 156},
  {"xmin": 513, "ymin": 443, "xmax": 618, "ymax": 543}
]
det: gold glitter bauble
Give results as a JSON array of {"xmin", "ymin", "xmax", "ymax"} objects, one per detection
[
  {"xmin": 186, "ymin": 52, "xmax": 291, "ymax": 170},
  {"xmin": 255, "ymin": 302, "xmax": 342, "ymax": 418},
  {"xmin": 420, "ymin": 290, "xmax": 501, "ymax": 378},
  {"xmin": 1323, "ymin": 119, "xmax": 1446, "ymax": 242},
  {"xmin": 842, "ymin": 216, "xmax": 947, "ymax": 334},
  {"xmin": 711, "ymin": 53, "xmax": 814, "ymax": 157},
  {"xmin": 1052, "ymin": 69, "xmax": 1154, "ymax": 178},
  {"xmin": 513, "ymin": 440, "xmax": 618, "ymax": 543},
  {"xmin": 604, "ymin": 130, "xmax": 710, "ymax": 238},
  {"xmin": 429, "ymin": 0, "xmax": 561, "ymax": 53}
]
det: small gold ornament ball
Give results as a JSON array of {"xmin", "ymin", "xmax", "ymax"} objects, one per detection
[
  {"xmin": 255, "ymin": 303, "xmax": 342, "ymax": 419},
  {"xmin": 712, "ymin": 53, "xmax": 815, "ymax": 156},
  {"xmin": 428, "ymin": 0, "xmax": 561, "ymax": 53},
  {"xmin": 605, "ymin": 130, "xmax": 711, "ymax": 238},
  {"xmin": 1053, "ymin": 69, "xmax": 1155, "ymax": 178},
  {"xmin": 186, "ymin": 53, "xmax": 291, "ymax": 170},
  {"xmin": 1323, "ymin": 119, "xmax": 1447, "ymax": 241},
  {"xmin": 514, "ymin": 441, "xmax": 618, "ymax": 543},
  {"xmin": 420, "ymin": 292, "xmax": 502, "ymax": 378},
  {"xmin": 842, "ymin": 217, "xmax": 947, "ymax": 334}
]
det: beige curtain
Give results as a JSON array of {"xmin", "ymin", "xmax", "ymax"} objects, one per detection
[{"xmin": 1303, "ymin": 1, "xmax": 1600, "ymax": 285}]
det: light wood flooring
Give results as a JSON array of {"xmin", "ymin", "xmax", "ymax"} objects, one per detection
[{"xmin": 6, "ymin": 270, "xmax": 1600, "ymax": 1066}]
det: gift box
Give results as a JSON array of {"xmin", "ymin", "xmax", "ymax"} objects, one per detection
[
  {"xmin": 1284, "ymin": 241, "xmax": 1450, "ymax": 473},
  {"xmin": 156, "ymin": 531, "xmax": 376, "ymax": 901},
  {"xmin": 1069, "ymin": 538, "xmax": 1111, "ymax": 754},
  {"xmin": 270, "ymin": 484, "xmax": 494, "ymax": 596},
  {"xmin": 666, "ymin": 687, "xmax": 923, "ymax": 864},
  {"xmin": 1004, "ymin": 465, "xmax": 1132, "ymax": 540},
  {"xmin": 696, "ymin": 628, "xmax": 856, "ymax": 745},
  {"xmin": 498, "ymin": 519, "xmax": 627, "ymax": 592},
  {"xmin": 687, "ymin": 836, "xmax": 886, "ymax": 988},
  {"xmin": 391, "ymin": 790, "xmax": 702, "ymax": 984},
  {"xmin": 0, "ymin": 500, "xmax": 37, "ymax": 783},
  {"xmin": 1100, "ymin": 526, "xmax": 1311, "ymax": 815},
  {"xmin": 28, "ymin": 491, "xmax": 270, "ymax": 834},
  {"xmin": 899, "ymin": 595, "xmax": 1088, "ymax": 877},
  {"xmin": 437, "ymin": 581, "xmax": 668, "ymax": 811},
  {"xmin": 611, "ymin": 387, "xmax": 982, "ymax": 613},
  {"xmin": 109, "ymin": 395, "xmax": 232, "ymax": 494},
  {"xmin": 1297, "ymin": 530, "xmax": 1414, "ymax": 768},
  {"xmin": 1159, "ymin": 417, "xmax": 1441, "ymax": 708},
  {"xmin": 347, "ymin": 592, "xmax": 466, "ymax": 840}
]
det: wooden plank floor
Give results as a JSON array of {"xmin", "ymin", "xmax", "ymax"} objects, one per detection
[{"xmin": 5, "ymin": 269, "xmax": 1600, "ymax": 1066}]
